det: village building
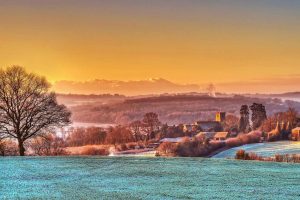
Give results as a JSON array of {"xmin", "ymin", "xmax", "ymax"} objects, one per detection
[
  {"xmin": 183, "ymin": 124, "xmax": 194, "ymax": 133},
  {"xmin": 214, "ymin": 132, "xmax": 229, "ymax": 141},
  {"xmin": 291, "ymin": 127, "xmax": 300, "ymax": 141},
  {"xmin": 195, "ymin": 121, "xmax": 223, "ymax": 132},
  {"xmin": 196, "ymin": 132, "xmax": 217, "ymax": 140},
  {"xmin": 215, "ymin": 112, "xmax": 226, "ymax": 122},
  {"xmin": 159, "ymin": 137, "xmax": 191, "ymax": 143},
  {"xmin": 182, "ymin": 112, "xmax": 226, "ymax": 136}
]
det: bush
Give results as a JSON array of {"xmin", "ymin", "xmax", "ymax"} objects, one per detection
[
  {"xmin": 29, "ymin": 134, "xmax": 68, "ymax": 156},
  {"xmin": 80, "ymin": 147, "xmax": 109, "ymax": 156},
  {"xmin": 157, "ymin": 137, "xmax": 225, "ymax": 157},
  {"xmin": 226, "ymin": 131, "xmax": 261, "ymax": 148},
  {"xmin": 0, "ymin": 140, "xmax": 19, "ymax": 156},
  {"xmin": 157, "ymin": 142, "xmax": 178, "ymax": 156},
  {"xmin": 235, "ymin": 149, "xmax": 247, "ymax": 160},
  {"xmin": 116, "ymin": 143, "xmax": 128, "ymax": 152},
  {"xmin": 235, "ymin": 150, "xmax": 300, "ymax": 163}
]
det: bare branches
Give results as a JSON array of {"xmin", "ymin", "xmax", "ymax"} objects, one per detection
[{"xmin": 0, "ymin": 66, "xmax": 71, "ymax": 155}]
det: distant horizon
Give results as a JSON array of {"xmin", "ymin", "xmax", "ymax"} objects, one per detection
[
  {"xmin": 51, "ymin": 77, "xmax": 300, "ymax": 95},
  {"xmin": 55, "ymin": 90, "xmax": 300, "ymax": 97}
]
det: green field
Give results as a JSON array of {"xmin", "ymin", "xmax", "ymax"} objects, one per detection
[{"xmin": 1, "ymin": 156, "xmax": 300, "ymax": 199}]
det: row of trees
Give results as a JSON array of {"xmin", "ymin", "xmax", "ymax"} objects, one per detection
[
  {"xmin": 239, "ymin": 103, "xmax": 299, "ymax": 135},
  {"xmin": 65, "ymin": 112, "xmax": 162, "ymax": 147},
  {"xmin": 261, "ymin": 107, "xmax": 299, "ymax": 133}
]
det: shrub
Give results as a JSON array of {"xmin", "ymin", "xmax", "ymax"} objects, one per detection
[
  {"xmin": 29, "ymin": 134, "xmax": 68, "ymax": 156},
  {"xmin": 157, "ymin": 142, "xmax": 178, "ymax": 156},
  {"xmin": 0, "ymin": 140, "xmax": 19, "ymax": 156},
  {"xmin": 235, "ymin": 149, "xmax": 247, "ymax": 160},
  {"xmin": 275, "ymin": 154, "xmax": 284, "ymax": 162},
  {"xmin": 226, "ymin": 131, "xmax": 261, "ymax": 148},
  {"xmin": 235, "ymin": 150, "xmax": 300, "ymax": 163},
  {"xmin": 80, "ymin": 147, "xmax": 109, "ymax": 156},
  {"xmin": 116, "ymin": 143, "xmax": 128, "ymax": 152},
  {"xmin": 157, "ymin": 137, "xmax": 225, "ymax": 157}
]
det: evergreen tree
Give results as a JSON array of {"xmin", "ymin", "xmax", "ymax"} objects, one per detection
[
  {"xmin": 239, "ymin": 105, "xmax": 250, "ymax": 133},
  {"xmin": 250, "ymin": 103, "xmax": 267, "ymax": 130}
]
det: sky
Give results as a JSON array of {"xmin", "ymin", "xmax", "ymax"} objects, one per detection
[{"xmin": 0, "ymin": 0, "xmax": 299, "ymax": 93}]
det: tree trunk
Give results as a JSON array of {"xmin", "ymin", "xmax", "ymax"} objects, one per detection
[{"xmin": 18, "ymin": 139, "xmax": 25, "ymax": 156}]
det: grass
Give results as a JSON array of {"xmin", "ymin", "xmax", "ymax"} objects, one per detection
[{"xmin": 1, "ymin": 157, "xmax": 300, "ymax": 199}]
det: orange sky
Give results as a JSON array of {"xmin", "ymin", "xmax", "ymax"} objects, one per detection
[{"xmin": 0, "ymin": 1, "xmax": 299, "ymax": 93}]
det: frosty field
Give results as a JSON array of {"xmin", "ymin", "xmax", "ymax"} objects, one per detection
[
  {"xmin": 213, "ymin": 141, "xmax": 300, "ymax": 158},
  {"xmin": 1, "ymin": 156, "xmax": 300, "ymax": 200}
]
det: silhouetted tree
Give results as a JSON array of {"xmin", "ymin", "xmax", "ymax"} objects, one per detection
[
  {"xmin": 250, "ymin": 103, "xmax": 267, "ymax": 130},
  {"xmin": 239, "ymin": 105, "xmax": 250, "ymax": 133},
  {"xmin": 0, "ymin": 66, "xmax": 71, "ymax": 156}
]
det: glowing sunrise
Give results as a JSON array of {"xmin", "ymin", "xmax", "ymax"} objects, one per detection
[
  {"xmin": 1, "ymin": 1, "xmax": 300, "ymax": 200},
  {"xmin": 1, "ymin": 0, "xmax": 300, "ymax": 93}
]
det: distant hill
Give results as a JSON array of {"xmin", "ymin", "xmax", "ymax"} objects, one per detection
[
  {"xmin": 63, "ymin": 94, "xmax": 300, "ymax": 125},
  {"xmin": 244, "ymin": 92, "xmax": 300, "ymax": 102},
  {"xmin": 271, "ymin": 92, "xmax": 300, "ymax": 98},
  {"xmin": 53, "ymin": 78, "xmax": 200, "ymax": 96}
]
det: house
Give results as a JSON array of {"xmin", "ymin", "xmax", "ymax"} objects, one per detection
[
  {"xmin": 292, "ymin": 127, "xmax": 300, "ymax": 141},
  {"xmin": 183, "ymin": 124, "xmax": 193, "ymax": 133},
  {"xmin": 195, "ymin": 121, "xmax": 222, "ymax": 132},
  {"xmin": 214, "ymin": 132, "xmax": 229, "ymax": 141},
  {"xmin": 196, "ymin": 132, "xmax": 217, "ymax": 140},
  {"xmin": 159, "ymin": 137, "xmax": 191, "ymax": 143}
]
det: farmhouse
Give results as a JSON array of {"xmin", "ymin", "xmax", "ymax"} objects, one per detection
[
  {"xmin": 196, "ymin": 132, "xmax": 217, "ymax": 140},
  {"xmin": 214, "ymin": 132, "xmax": 229, "ymax": 141}
]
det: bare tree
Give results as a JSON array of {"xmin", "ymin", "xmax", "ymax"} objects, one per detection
[
  {"xmin": 0, "ymin": 66, "xmax": 71, "ymax": 156},
  {"xmin": 142, "ymin": 112, "xmax": 161, "ymax": 140},
  {"xmin": 129, "ymin": 120, "xmax": 143, "ymax": 141},
  {"xmin": 105, "ymin": 126, "xmax": 134, "ymax": 145},
  {"xmin": 30, "ymin": 134, "xmax": 67, "ymax": 156}
]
